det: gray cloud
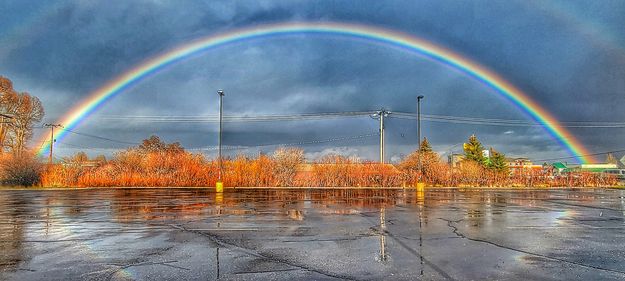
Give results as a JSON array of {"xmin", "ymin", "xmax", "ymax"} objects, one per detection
[{"xmin": 1, "ymin": 0, "xmax": 624, "ymax": 162}]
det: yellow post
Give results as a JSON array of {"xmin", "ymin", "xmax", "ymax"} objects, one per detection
[
  {"xmin": 416, "ymin": 182, "xmax": 425, "ymax": 205},
  {"xmin": 216, "ymin": 181, "xmax": 224, "ymax": 193}
]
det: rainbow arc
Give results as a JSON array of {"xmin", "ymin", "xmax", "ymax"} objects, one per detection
[{"xmin": 37, "ymin": 22, "xmax": 594, "ymax": 163}]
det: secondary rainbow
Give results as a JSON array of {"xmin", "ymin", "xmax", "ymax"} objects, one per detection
[{"xmin": 37, "ymin": 22, "xmax": 594, "ymax": 163}]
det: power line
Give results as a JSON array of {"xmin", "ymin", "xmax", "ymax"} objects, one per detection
[
  {"xmin": 532, "ymin": 148, "xmax": 625, "ymax": 163},
  {"xmin": 391, "ymin": 112, "xmax": 625, "ymax": 128},
  {"xmin": 187, "ymin": 132, "xmax": 380, "ymax": 152},
  {"xmin": 60, "ymin": 128, "xmax": 140, "ymax": 145},
  {"xmin": 94, "ymin": 111, "xmax": 374, "ymax": 123},
  {"xmin": 52, "ymin": 132, "xmax": 380, "ymax": 154},
  {"xmin": 87, "ymin": 111, "xmax": 625, "ymax": 128},
  {"xmin": 56, "ymin": 142, "xmax": 123, "ymax": 153}
]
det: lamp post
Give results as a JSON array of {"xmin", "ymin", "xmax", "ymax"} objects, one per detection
[
  {"xmin": 417, "ymin": 95, "xmax": 424, "ymax": 178},
  {"xmin": 217, "ymin": 89, "xmax": 224, "ymax": 191}
]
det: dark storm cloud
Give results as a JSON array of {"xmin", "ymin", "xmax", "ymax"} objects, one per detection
[{"xmin": 1, "ymin": 0, "xmax": 624, "ymax": 161}]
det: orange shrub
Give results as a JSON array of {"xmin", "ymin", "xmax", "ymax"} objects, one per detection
[{"xmin": 37, "ymin": 138, "xmax": 620, "ymax": 188}]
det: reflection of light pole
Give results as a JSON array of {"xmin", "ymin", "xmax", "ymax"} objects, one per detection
[
  {"xmin": 417, "ymin": 95, "xmax": 424, "ymax": 177},
  {"xmin": 379, "ymin": 207, "xmax": 388, "ymax": 262},
  {"xmin": 217, "ymin": 90, "xmax": 224, "ymax": 183}
]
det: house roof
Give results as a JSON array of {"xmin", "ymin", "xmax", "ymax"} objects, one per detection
[{"xmin": 552, "ymin": 162, "xmax": 567, "ymax": 169}]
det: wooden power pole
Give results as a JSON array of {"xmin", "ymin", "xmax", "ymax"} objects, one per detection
[{"xmin": 44, "ymin": 124, "xmax": 63, "ymax": 164}]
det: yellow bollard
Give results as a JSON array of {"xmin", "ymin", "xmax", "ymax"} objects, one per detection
[
  {"xmin": 216, "ymin": 181, "xmax": 224, "ymax": 193},
  {"xmin": 416, "ymin": 182, "xmax": 425, "ymax": 205}
]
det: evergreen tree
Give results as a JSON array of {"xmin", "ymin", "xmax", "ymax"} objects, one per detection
[
  {"xmin": 419, "ymin": 137, "xmax": 433, "ymax": 153},
  {"xmin": 463, "ymin": 134, "xmax": 486, "ymax": 165},
  {"xmin": 487, "ymin": 148, "xmax": 509, "ymax": 174}
]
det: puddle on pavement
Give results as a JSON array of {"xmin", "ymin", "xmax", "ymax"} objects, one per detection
[{"xmin": 2, "ymin": 188, "xmax": 625, "ymax": 280}]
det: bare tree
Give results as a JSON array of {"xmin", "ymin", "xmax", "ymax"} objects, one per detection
[
  {"xmin": 10, "ymin": 93, "xmax": 44, "ymax": 154},
  {"xmin": 0, "ymin": 76, "xmax": 44, "ymax": 155},
  {"xmin": 273, "ymin": 147, "xmax": 304, "ymax": 187},
  {"xmin": 139, "ymin": 135, "xmax": 184, "ymax": 154},
  {"xmin": 0, "ymin": 77, "xmax": 18, "ymax": 153}
]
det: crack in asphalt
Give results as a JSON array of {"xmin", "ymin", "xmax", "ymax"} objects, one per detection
[
  {"xmin": 232, "ymin": 268, "xmax": 302, "ymax": 275},
  {"xmin": 16, "ymin": 268, "xmax": 36, "ymax": 272},
  {"xmin": 439, "ymin": 218, "xmax": 625, "ymax": 276},
  {"xmin": 81, "ymin": 245, "xmax": 183, "ymax": 280},
  {"xmin": 168, "ymin": 224, "xmax": 360, "ymax": 281},
  {"xmin": 107, "ymin": 260, "xmax": 190, "ymax": 279},
  {"xmin": 279, "ymin": 236, "xmax": 372, "ymax": 243}
]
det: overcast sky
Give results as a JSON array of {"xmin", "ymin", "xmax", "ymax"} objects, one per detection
[{"xmin": 1, "ymin": 0, "xmax": 624, "ymax": 163}]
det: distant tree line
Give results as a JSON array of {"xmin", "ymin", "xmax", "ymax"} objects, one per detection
[{"xmin": 39, "ymin": 135, "xmax": 618, "ymax": 188}]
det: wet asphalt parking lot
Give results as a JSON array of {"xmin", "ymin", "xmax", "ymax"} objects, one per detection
[{"xmin": 1, "ymin": 188, "xmax": 625, "ymax": 280}]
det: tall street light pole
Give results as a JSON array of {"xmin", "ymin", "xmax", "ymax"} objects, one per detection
[
  {"xmin": 217, "ymin": 89, "xmax": 224, "ymax": 185},
  {"xmin": 417, "ymin": 95, "xmax": 424, "ymax": 178},
  {"xmin": 380, "ymin": 110, "xmax": 385, "ymax": 164}
]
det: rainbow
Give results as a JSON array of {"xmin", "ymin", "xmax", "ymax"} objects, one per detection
[{"xmin": 37, "ymin": 22, "xmax": 594, "ymax": 163}]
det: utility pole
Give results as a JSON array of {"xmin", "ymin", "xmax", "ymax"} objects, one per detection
[
  {"xmin": 380, "ymin": 110, "xmax": 385, "ymax": 164},
  {"xmin": 217, "ymin": 89, "xmax": 224, "ymax": 188},
  {"xmin": 371, "ymin": 109, "xmax": 391, "ymax": 164},
  {"xmin": 417, "ymin": 95, "xmax": 424, "ymax": 177},
  {"xmin": 44, "ymin": 123, "xmax": 63, "ymax": 164}
]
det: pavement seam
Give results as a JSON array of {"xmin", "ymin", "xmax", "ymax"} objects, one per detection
[
  {"xmin": 439, "ymin": 218, "xmax": 625, "ymax": 276},
  {"xmin": 168, "ymin": 223, "xmax": 361, "ymax": 281}
]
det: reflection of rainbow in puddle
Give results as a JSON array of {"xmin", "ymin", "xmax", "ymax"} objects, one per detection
[{"xmin": 550, "ymin": 209, "xmax": 577, "ymax": 226}]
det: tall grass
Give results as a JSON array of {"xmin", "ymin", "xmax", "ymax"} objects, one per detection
[{"xmin": 39, "ymin": 146, "xmax": 618, "ymax": 188}]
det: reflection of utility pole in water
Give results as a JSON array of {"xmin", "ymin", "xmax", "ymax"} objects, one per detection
[
  {"xmin": 214, "ymin": 192, "xmax": 223, "ymax": 278},
  {"xmin": 378, "ymin": 207, "xmax": 388, "ymax": 262},
  {"xmin": 621, "ymin": 195, "xmax": 625, "ymax": 218},
  {"xmin": 45, "ymin": 198, "xmax": 51, "ymax": 237},
  {"xmin": 417, "ymin": 191, "xmax": 425, "ymax": 276}
]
